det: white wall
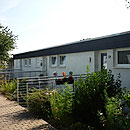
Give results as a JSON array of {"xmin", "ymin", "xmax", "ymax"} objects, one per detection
[
  {"xmin": 14, "ymin": 47, "xmax": 130, "ymax": 89},
  {"xmin": 93, "ymin": 48, "xmax": 130, "ymax": 89},
  {"xmin": 112, "ymin": 47, "xmax": 130, "ymax": 89},
  {"xmin": 47, "ymin": 51, "xmax": 95, "ymax": 76},
  {"xmin": 20, "ymin": 57, "xmax": 43, "ymax": 72},
  {"xmin": 14, "ymin": 57, "xmax": 44, "ymax": 77}
]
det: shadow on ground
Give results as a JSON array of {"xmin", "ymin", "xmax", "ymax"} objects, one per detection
[
  {"xmin": 11, "ymin": 109, "xmax": 37, "ymax": 121},
  {"xmin": 11, "ymin": 110, "xmax": 57, "ymax": 130},
  {"xmin": 30, "ymin": 124, "xmax": 56, "ymax": 130}
]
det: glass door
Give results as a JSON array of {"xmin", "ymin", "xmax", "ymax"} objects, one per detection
[{"xmin": 101, "ymin": 53, "xmax": 107, "ymax": 69}]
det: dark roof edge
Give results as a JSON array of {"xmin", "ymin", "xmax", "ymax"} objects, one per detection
[
  {"xmin": 14, "ymin": 31, "xmax": 130, "ymax": 55},
  {"xmin": 13, "ymin": 31, "xmax": 130, "ymax": 59}
]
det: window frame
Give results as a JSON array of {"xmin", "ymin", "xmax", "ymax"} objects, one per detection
[
  {"xmin": 59, "ymin": 55, "xmax": 66, "ymax": 67},
  {"xmin": 116, "ymin": 48, "xmax": 130, "ymax": 68},
  {"xmin": 50, "ymin": 55, "xmax": 57, "ymax": 67},
  {"xmin": 24, "ymin": 59, "xmax": 28, "ymax": 66},
  {"xmin": 28, "ymin": 59, "xmax": 31, "ymax": 66}
]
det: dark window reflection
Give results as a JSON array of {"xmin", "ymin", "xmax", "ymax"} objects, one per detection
[{"xmin": 118, "ymin": 50, "xmax": 130, "ymax": 64}]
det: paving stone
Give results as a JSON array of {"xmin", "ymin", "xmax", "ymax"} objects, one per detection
[{"xmin": 0, "ymin": 95, "xmax": 57, "ymax": 130}]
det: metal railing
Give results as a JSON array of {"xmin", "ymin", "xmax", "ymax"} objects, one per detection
[
  {"xmin": 0, "ymin": 69, "xmax": 47, "ymax": 80},
  {"xmin": 17, "ymin": 74, "xmax": 86, "ymax": 107}
]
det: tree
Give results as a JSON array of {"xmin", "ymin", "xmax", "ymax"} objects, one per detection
[
  {"xmin": 125, "ymin": 0, "xmax": 130, "ymax": 8},
  {"xmin": 0, "ymin": 24, "xmax": 18, "ymax": 64}
]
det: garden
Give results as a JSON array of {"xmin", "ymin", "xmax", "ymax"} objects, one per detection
[{"xmin": 0, "ymin": 66, "xmax": 130, "ymax": 130}]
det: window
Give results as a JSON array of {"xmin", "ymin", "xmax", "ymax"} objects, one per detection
[
  {"xmin": 24, "ymin": 59, "xmax": 31, "ymax": 66},
  {"xmin": 118, "ymin": 50, "xmax": 130, "ymax": 64},
  {"xmin": 24, "ymin": 59, "xmax": 27, "ymax": 66},
  {"xmin": 51, "ymin": 56, "xmax": 57, "ymax": 66},
  {"xmin": 36, "ymin": 57, "xmax": 42, "ymax": 67},
  {"xmin": 60, "ymin": 56, "xmax": 66, "ymax": 66},
  {"xmin": 29, "ymin": 59, "xmax": 31, "ymax": 66}
]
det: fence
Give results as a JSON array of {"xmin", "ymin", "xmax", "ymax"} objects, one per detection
[
  {"xmin": 0, "ymin": 69, "xmax": 46, "ymax": 80},
  {"xmin": 17, "ymin": 74, "xmax": 86, "ymax": 107}
]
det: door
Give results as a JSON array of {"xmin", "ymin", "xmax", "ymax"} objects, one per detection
[{"xmin": 101, "ymin": 53, "xmax": 107, "ymax": 69}]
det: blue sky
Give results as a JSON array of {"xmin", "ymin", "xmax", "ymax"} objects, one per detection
[{"xmin": 0, "ymin": 0, "xmax": 130, "ymax": 54}]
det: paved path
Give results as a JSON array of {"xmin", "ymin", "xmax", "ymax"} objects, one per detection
[{"xmin": 0, "ymin": 94, "xmax": 57, "ymax": 130}]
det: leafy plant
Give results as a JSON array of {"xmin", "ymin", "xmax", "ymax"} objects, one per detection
[
  {"xmin": 73, "ymin": 66, "xmax": 122, "ymax": 128},
  {"xmin": 105, "ymin": 97, "xmax": 122, "ymax": 130},
  {"xmin": 70, "ymin": 122, "xmax": 95, "ymax": 130},
  {"xmin": 123, "ymin": 89, "xmax": 130, "ymax": 108},
  {"xmin": 50, "ymin": 84, "xmax": 74, "ymax": 126},
  {"xmin": 0, "ymin": 80, "xmax": 17, "ymax": 100},
  {"xmin": 27, "ymin": 89, "xmax": 52, "ymax": 119}
]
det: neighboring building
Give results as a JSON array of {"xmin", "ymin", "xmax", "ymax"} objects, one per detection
[{"xmin": 13, "ymin": 31, "xmax": 130, "ymax": 89}]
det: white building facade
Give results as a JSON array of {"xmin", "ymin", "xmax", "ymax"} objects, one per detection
[{"xmin": 13, "ymin": 31, "xmax": 130, "ymax": 89}]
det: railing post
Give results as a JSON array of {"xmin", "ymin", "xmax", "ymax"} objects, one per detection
[
  {"xmin": 39, "ymin": 79, "xmax": 40, "ymax": 92},
  {"xmin": 26, "ymin": 83, "xmax": 29, "ymax": 108},
  {"xmin": 17, "ymin": 78, "xmax": 19, "ymax": 104}
]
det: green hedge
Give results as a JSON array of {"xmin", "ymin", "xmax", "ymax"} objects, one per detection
[{"xmin": 26, "ymin": 67, "xmax": 130, "ymax": 130}]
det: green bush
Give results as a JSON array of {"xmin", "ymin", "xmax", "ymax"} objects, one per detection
[
  {"xmin": 98, "ymin": 93, "xmax": 130, "ymax": 130},
  {"xmin": 121, "ymin": 89, "xmax": 130, "ymax": 129},
  {"xmin": 0, "ymin": 80, "xmax": 17, "ymax": 100},
  {"xmin": 25, "ymin": 66, "xmax": 130, "ymax": 130},
  {"xmin": 105, "ymin": 97, "xmax": 122, "ymax": 130},
  {"xmin": 27, "ymin": 89, "xmax": 52, "ymax": 119},
  {"xmin": 73, "ymin": 66, "xmax": 122, "ymax": 128},
  {"xmin": 123, "ymin": 89, "xmax": 130, "ymax": 108},
  {"xmin": 50, "ymin": 84, "xmax": 74, "ymax": 126},
  {"xmin": 70, "ymin": 122, "xmax": 95, "ymax": 130}
]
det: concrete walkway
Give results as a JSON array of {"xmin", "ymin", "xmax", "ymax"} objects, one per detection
[{"xmin": 0, "ymin": 94, "xmax": 57, "ymax": 130}]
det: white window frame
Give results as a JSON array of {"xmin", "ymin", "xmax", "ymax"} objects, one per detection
[
  {"xmin": 50, "ymin": 55, "xmax": 57, "ymax": 67},
  {"xmin": 24, "ymin": 59, "xmax": 28, "ymax": 66},
  {"xmin": 116, "ymin": 48, "xmax": 130, "ymax": 68},
  {"xmin": 59, "ymin": 55, "xmax": 66, "ymax": 67},
  {"xmin": 29, "ymin": 59, "xmax": 31, "ymax": 66}
]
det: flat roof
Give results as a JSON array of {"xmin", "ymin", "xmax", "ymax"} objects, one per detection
[{"xmin": 13, "ymin": 31, "xmax": 130, "ymax": 59}]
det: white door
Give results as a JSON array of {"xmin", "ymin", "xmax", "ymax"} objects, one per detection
[{"xmin": 101, "ymin": 53, "xmax": 107, "ymax": 69}]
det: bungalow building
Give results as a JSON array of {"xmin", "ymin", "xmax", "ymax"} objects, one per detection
[{"xmin": 13, "ymin": 31, "xmax": 130, "ymax": 89}]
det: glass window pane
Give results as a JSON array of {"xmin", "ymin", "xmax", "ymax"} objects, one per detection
[
  {"xmin": 118, "ymin": 50, "xmax": 130, "ymax": 64},
  {"xmin": 25, "ymin": 59, "xmax": 27, "ymax": 66},
  {"xmin": 60, "ymin": 56, "xmax": 66, "ymax": 65},
  {"xmin": 51, "ymin": 57, "xmax": 56, "ymax": 65},
  {"xmin": 29, "ymin": 59, "xmax": 31, "ymax": 65}
]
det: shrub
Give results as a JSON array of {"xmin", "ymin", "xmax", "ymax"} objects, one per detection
[
  {"xmin": 50, "ymin": 84, "xmax": 74, "ymax": 126},
  {"xmin": 121, "ymin": 89, "xmax": 130, "ymax": 129},
  {"xmin": 27, "ymin": 89, "xmax": 52, "ymax": 119},
  {"xmin": 70, "ymin": 122, "xmax": 95, "ymax": 130},
  {"xmin": 73, "ymin": 66, "xmax": 122, "ymax": 128},
  {"xmin": 98, "ymin": 93, "xmax": 130, "ymax": 130},
  {"xmin": 0, "ymin": 80, "xmax": 17, "ymax": 100},
  {"xmin": 105, "ymin": 97, "xmax": 122, "ymax": 130},
  {"xmin": 123, "ymin": 89, "xmax": 130, "ymax": 108}
]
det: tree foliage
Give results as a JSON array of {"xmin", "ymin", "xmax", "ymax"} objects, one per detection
[
  {"xmin": 125, "ymin": 0, "xmax": 130, "ymax": 8},
  {"xmin": 0, "ymin": 24, "xmax": 18, "ymax": 62}
]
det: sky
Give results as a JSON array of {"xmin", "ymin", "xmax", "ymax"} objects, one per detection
[{"xmin": 0, "ymin": 0, "xmax": 130, "ymax": 55}]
